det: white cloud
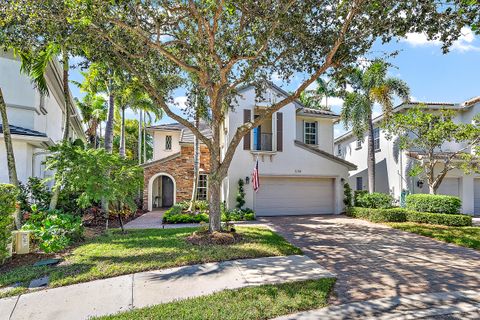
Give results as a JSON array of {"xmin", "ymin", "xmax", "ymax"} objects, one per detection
[
  {"xmin": 172, "ymin": 96, "xmax": 188, "ymax": 110},
  {"xmin": 402, "ymin": 27, "xmax": 480, "ymax": 52}
]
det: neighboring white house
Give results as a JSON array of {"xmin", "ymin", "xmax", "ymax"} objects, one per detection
[
  {"xmin": 334, "ymin": 98, "xmax": 480, "ymax": 215},
  {"xmin": 0, "ymin": 51, "xmax": 85, "ymax": 184},
  {"xmin": 142, "ymin": 82, "xmax": 357, "ymax": 215}
]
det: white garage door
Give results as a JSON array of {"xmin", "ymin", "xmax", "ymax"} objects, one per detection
[
  {"xmin": 475, "ymin": 179, "xmax": 480, "ymax": 215},
  {"xmin": 254, "ymin": 177, "xmax": 335, "ymax": 216},
  {"xmin": 437, "ymin": 178, "xmax": 460, "ymax": 197}
]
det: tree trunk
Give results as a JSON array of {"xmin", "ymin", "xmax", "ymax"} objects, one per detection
[
  {"xmin": 119, "ymin": 105, "xmax": 126, "ymax": 158},
  {"xmin": 208, "ymin": 175, "xmax": 222, "ymax": 232},
  {"xmin": 0, "ymin": 87, "xmax": 21, "ymax": 229},
  {"xmin": 429, "ymin": 184, "xmax": 436, "ymax": 195},
  {"xmin": 50, "ymin": 50, "xmax": 70, "ymax": 210},
  {"xmin": 104, "ymin": 91, "xmax": 115, "ymax": 153},
  {"xmin": 143, "ymin": 113, "xmax": 146, "ymax": 162},
  {"xmin": 188, "ymin": 110, "xmax": 200, "ymax": 212},
  {"xmin": 367, "ymin": 112, "xmax": 376, "ymax": 193},
  {"xmin": 138, "ymin": 110, "xmax": 142, "ymax": 164},
  {"xmin": 61, "ymin": 51, "xmax": 70, "ymax": 141}
]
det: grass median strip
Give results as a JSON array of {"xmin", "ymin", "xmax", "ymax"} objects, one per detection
[
  {"xmin": 0, "ymin": 227, "xmax": 301, "ymax": 298},
  {"xmin": 388, "ymin": 222, "xmax": 480, "ymax": 250},
  {"xmin": 96, "ymin": 278, "xmax": 336, "ymax": 320}
]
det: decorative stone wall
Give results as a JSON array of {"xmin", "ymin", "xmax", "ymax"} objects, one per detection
[{"xmin": 143, "ymin": 144, "xmax": 211, "ymax": 210}]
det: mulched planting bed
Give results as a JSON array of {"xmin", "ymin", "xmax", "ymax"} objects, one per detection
[{"xmin": 186, "ymin": 230, "xmax": 243, "ymax": 245}]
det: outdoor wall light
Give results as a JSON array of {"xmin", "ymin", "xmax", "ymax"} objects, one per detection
[
  {"xmin": 245, "ymin": 177, "xmax": 250, "ymax": 184},
  {"xmin": 416, "ymin": 180, "xmax": 424, "ymax": 189}
]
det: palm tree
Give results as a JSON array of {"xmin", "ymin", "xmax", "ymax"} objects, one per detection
[
  {"xmin": 299, "ymin": 78, "xmax": 337, "ymax": 110},
  {"xmin": 75, "ymin": 94, "xmax": 107, "ymax": 148},
  {"xmin": 341, "ymin": 60, "xmax": 409, "ymax": 193}
]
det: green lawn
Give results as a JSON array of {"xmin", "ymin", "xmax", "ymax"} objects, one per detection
[
  {"xmin": 0, "ymin": 227, "xmax": 301, "ymax": 298},
  {"xmin": 388, "ymin": 222, "xmax": 480, "ymax": 250},
  {"xmin": 96, "ymin": 278, "xmax": 335, "ymax": 320}
]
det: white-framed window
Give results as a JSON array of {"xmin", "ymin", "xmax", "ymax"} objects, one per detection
[
  {"xmin": 337, "ymin": 144, "xmax": 342, "ymax": 156},
  {"xmin": 165, "ymin": 135, "xmax": 172, "ymax": 150},
  {"xmin": 373, "ymin": 128, "xmax": 380, "ymax": 150},
  {"xmin": 197, "ymin": 174, "xmax": 208, "ymax": 200},
  {"xmin": 304, "ymin": 121, "xmax": 317, "ymax": 145},
  {"xmin": 356, "ymin": 139, "xmax": 362, "ymax": 149}
]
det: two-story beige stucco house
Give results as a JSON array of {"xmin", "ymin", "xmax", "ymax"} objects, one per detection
[
  {"xmin": 334, "ymin": 97, "xmax": 480, "ymax": 215},
  {"xmin": 142, "ymin": 82, "xmax": 356, "ymax": 216}
]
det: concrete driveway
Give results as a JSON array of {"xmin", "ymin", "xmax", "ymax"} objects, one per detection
[{"xmin": 259, "ymin": 215, "xmax": 480, "ymax": 305}]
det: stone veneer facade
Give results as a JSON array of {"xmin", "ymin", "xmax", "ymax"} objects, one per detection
[{"xmin": 143, "ymin": 144, "xmax": 211, "ymax": 210}]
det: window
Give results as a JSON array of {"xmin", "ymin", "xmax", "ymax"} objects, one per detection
[
  {"xmin": 337, "ymin": 144, "xmax": 342, "ymax": 156},
  {"xmin": 304, "ymin": 121, "xmax": 317, "ymax": 145},
  {"xmin": 373, "ymin": 128, "xmax": 380, "ymax": 150},
  {"xmin": 165, "ymin": 135, "xmax": 172, "ymax": 150},
  {"xmin": 356, "ymin": 139, "xmax": 362, "ymax": 149},
  {"xmin": 356, "ymin": 177, "xmax": 363, "ymax": 191},
  {"xmin": 197, "ymin": 174, "xmax": 208, "ymax": 200}
]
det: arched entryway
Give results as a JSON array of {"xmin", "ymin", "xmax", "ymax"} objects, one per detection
[{"xmin": 148, "ymin": 173, "xmax": 176, "ymax": 211}]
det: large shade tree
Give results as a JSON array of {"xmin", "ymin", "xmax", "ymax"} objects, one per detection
[
  {"xmin": 1, "ymin": 0, "xmax": 474, "ymax": 232},
  {"xmin": 339, "ymin": 60, "xmax": 410, "ymax": 193}
]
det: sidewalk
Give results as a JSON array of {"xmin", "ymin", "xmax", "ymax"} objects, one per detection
[{"xmin": 1, "ymin": 255, "xmax": 335, "ymax": 320}]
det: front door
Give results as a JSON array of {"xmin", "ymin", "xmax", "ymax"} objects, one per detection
[{"xmin": 161, "ymin": 176, "xmax": 174, "ymax": 207}]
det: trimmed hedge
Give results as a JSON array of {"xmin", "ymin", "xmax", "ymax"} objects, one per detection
[
  {"xmin": 355, "ymin": 192, "xmax": 394, "ymax": 209},
  {"xmin": 405, "ymin": 210, "xmax": 471, "ymax": 227},
  {"xmin": 346, "ymin": 207, "xmax": 406, "ymax": 222},
  {"xmin": 346, "ymin": 206, "xmax": 472, "ymax": 227},
  {"xmin": 162, "ymin": 204, "xmax": 256, "ymax": 224},
  {"xmin": 0, "ymin": 184, "xmax": 18, "ymax": 263},
  {"xmin": 406, "ymin": 194, "xmax": 461, "ymax": 214}
]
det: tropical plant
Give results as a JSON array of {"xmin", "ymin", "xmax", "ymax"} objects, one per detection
[
  {"xmin": 45, "ymin": 140, "xmax": 143, "ymax": 230},
  {"xmin": 2, "ymin": 0, "xmax": 470, "ymax": 232},
  {"xmin": 236, "ymin": 179, "xmax": 246, "ymax": 209},
  {"xmin": 383, "ymin": 107, "xmax": 480, "ymax": 194},
  {"xmin": 22, "ymin": 205, "xmax": 83, "ymax": 253},
  {"xmin": 339, "ymin": 60, "xmax": 409, "ymax": 193}
]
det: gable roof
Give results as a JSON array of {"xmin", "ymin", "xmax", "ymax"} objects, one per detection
[
  {"xmin": 147, "ymin": 121, "xmax": 213, "ymax": 144},
  {"xmin": 294, "ymin": 140, "xmax": 357, "ymax": 170},
  {"xmin": 0, "ymin": 124, "xmax": 47, "ymax": 138},
  {"xmin": 334, "ymin": 96, "xmax": 480, "ymax": 143}
]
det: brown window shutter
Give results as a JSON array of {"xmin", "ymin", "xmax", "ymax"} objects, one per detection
[
  {"xmin": 276, "ymin": 112, "xmax": 283, "ymax": 151},
  {"xmin": 243, "ymin": 109, "xmax": 251, "ymax": 150}
]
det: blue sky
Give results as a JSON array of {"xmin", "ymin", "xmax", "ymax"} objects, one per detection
[{"xmin": 69, "ymin": 28, "xmax": 480, "ymax": 137}]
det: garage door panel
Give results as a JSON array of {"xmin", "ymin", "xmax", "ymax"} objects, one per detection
[{"xmin": 255, "ymin": 177, "xmax": 334, "ymax": 216}]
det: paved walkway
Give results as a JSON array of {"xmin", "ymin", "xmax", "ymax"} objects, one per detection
[
  {"xmin": 261, "ymin": 215, "xmax": 480, "ymax": 306},
  {"xmin": 0, "ymin": 255, "xmax": 334, "ymax": 320}
]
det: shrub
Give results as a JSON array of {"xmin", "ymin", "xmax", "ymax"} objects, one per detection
[
  {"xmin": 343, "ymin": 183, "xmax": 352, "ymax": 208},
  {"xmin": 163, "ymin": 204, "xmax": 255, "ymax": 223},
  {"xmin": 406, "ymin": 211, "xmax": 471, "ymax": 227},
  {"xmin": 0, "ymin": 184, "xmax": 18, "ymax": 263},
  {"xmin": 22, "ymin": 205, "xmax": 83, "ymax": 253},
  {"xmin": 356, "ymin": 192, "xmax": 393, "ymax": 209},
  {"xmin": 406, "ymin": 194, "xmax": 461, "ymax": 214},
  {"xmin": 346, "ymin": 207, "xmax": 407, "ymax": 222},
  {"xmin": 236, "ymin": 179, "xmax": 246, "ymax": 209},
  {"xmin": 347, "ymin": 206, "xmax": 472, "ymax": 227},
  {"xmin": 353, "ymin": 190, "xmax": 368, "ymax": 206}
]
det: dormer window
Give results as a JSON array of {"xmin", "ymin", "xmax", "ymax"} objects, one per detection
[
  {"xmin": 356, "ymin": 139, "xmax": 362, "ymax": 149},
  {"xmin": 337, "ymin": 144, "xmax": 342, "ymax": 156},
  {"xmin": 165, "ymin": 135, "xmax": 172, "ymax": 150},
  {"xmin": 304, "ymin": 121, "xmax": 317, "ymax": 145},
  {"xmin": 373, "ymin": 128, "xmax": 380, "ymax": 151}
]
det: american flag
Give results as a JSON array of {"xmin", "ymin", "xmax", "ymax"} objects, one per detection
[{"xmin": 252, "ymin": 159, "xmax": 260, "ymax": 192}]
